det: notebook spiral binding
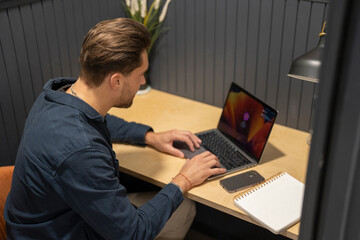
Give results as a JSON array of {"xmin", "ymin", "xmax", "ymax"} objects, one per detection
[{"xmin": 233, "ymin": 172, "xmax": 285, "ymax": 201}]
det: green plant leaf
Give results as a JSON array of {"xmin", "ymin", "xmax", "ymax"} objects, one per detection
[
  {"xmin": 144, "ymin": 0, "xmax": 156, "ymax": 27},
  {"xmin": 121, "ymin": 0, "xmax": 170, "ymax": 59}
]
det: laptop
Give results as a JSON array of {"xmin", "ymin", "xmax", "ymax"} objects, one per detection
[{"xmin": 174, "ymin": 82, "xmax": 278, "ymax": 179}]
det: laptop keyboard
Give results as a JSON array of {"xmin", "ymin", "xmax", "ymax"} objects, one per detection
[{"xmin": 197, "ymin": 131, "xmax": 251, "ymax": 170}]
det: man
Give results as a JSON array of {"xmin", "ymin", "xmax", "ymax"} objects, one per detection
[{"xmin": 4, "ymin": 18, "xmax": 226, "ymax": 239}]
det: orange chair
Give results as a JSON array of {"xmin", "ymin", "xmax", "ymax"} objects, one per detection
[{"xmin": 0, "ymin": 166, "xmax": 14, "ymax": 240}]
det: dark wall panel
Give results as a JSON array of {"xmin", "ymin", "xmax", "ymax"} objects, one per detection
[
  {"xmin": 8, "ymin": 7, "xmax": 36, "ymax": 113},
  {"xmin": 245, "ymin": 0, "xmax": 260, "ymax": 94},
  {"xmin": 166, "ymin": 0, "xmax": 177, "ymax": 94},
  {"xmin": 276, "ymin": 0, "xmax": 297, "ymax": 126},
  {"xmin": 175, "ymin": 0, "xmax": 186, "ymax": 96},
  {"xmin": 53, "ymin": 0, "xmax": 72, "ymax": 77},
  {"xmin": 62, "ymin": 0, "xmax": 80, "ymax": 76},
  {"xmin": 0, "ymin": 10, "xmax": 28, "ymax": 138},
  {"xmin": 0, "ymin": 41, "xmax": 20, "ymax": 165},
  {"xmin": 194, "ymin": 0, "xmax": 206, "ymax": 102},
  {"xmin": 223, "ymin": 0, "xmax": 237, "ymax": 104},
  {"xmin": 266, "ymin": 0, "xmax": 285, "ymax": 109},
  {"xmin": 184, "ymin": 0, "xmax": 195, "ymax": 99},
  {"xmin": 235, "ymin": 0, "xmax": 249, "ymax": 89},
  {"xmin": 213, "ymin": 0, "xmax": 226, "ymax": 107},
  {"xmin": 0, "ymin": 107, "xmax": 12, "ymax": 166},
  {"xmin": 149, "ymin": 0, "xmax": 328, "ymax": 132},
  {"xmin": 287, "ymin": 1, "xmax": 311, "ymax": 128},
  {"xmin": 20, "ymin": 4, "xmax": 44, "ymax": 96},
  {"xmin": 32, "ymin": 2, "xmax": 53, "ymax": 85},
  {"xmin": 256, "ymin": 0, "xmax": 272, "ymax": 102},
  {"xmin": 204, "ymin": 0, "xmax": 216, "ymax": 105},
  {"xmin": 0, "ymin": 0, "xmax": 124, "ymax": 165}
]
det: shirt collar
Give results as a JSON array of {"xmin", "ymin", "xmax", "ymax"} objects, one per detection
[{"xmin": 43, "ymin": 78, "xmax": 106, "ymax": 122}]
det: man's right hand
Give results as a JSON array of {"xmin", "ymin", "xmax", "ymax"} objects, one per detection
[{"xmin": 171, "ymin": 151, "xmax": 226, "ymax": 193}]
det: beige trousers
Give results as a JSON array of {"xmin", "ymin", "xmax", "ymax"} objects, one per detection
[{"xmin": 127, "ymin": 191, "xmax": 196, "ymax": 240}]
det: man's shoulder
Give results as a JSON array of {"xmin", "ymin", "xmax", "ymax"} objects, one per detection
[{"xmin": 21, "ymin": 100, "xmax": 109, "ymax": 172}]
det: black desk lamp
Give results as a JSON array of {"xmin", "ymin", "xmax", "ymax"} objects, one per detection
[{"xmin": 288, "ymin": 22, "xmax": 327, "ymax": 83}]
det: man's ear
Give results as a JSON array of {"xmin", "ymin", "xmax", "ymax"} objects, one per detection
[{"xmin": 109, "ymin": 73, "xmax": 124, "ymax": 90}]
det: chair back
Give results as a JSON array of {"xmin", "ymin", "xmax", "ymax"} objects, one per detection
[{"xmin": 0, "ymin": 166, "xmax": 14, "ymax": 240}]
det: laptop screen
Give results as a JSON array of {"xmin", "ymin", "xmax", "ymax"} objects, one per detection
[{"xmin": 218, "ymin": 82, "xmax": 277, "ymax": 161}]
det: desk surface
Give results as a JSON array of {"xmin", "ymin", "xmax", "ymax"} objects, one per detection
[{"xmin": 109, "ymin": 89, "xmax": 309, "ymax": 240}]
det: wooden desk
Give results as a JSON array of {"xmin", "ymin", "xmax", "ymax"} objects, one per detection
[{"xmin": 109, "ymin": 89, "xmax": 310, "ymax": 240}]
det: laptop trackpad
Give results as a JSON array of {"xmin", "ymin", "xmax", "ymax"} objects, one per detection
[{"xmin": 173, "ymin": 141, "xmax": 207, "ymax": 159}]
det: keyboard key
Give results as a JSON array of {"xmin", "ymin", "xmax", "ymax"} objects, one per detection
[{"xmin": 198, "ymin": 132, "xmax": 250, "ymax": 170}]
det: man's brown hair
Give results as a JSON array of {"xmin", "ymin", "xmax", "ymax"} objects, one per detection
[{"xmin": 79, "ymin": 18, "xmax": 151, "ymax": 87}]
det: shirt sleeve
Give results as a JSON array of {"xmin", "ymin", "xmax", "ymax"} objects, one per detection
[
  {"xmin": 54, "ymin": 148, "xmax": 183, "ymax": 240},
  {"xmin": 105, "ymin": 114, "xmax": 153, "ymax": 145}
]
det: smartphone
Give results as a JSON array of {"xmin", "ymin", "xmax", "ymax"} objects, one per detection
[{"xmin": 219, "ymin": 170, "xmax": 265, "ymax": 193}]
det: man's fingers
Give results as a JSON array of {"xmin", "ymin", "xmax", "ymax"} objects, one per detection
[
  {"xmin": 189, "ymin": 151, "xmax": 222, "ymax": 170},
  {"xmin": 167, "ymin": 147, "xmax": 185, "ymax": 158},
  {"xmin": 172, "ymin": 131, "xmax": 201, "ymax": 151},
  {"xmin": 210, "ymin": 159, "xmax": 222, "ymax": 168},
  {"xmin": 183, "ymin": 131, "xmax": 201, "ymax": 148},
  {"xmin": 198, "ymin": 151, "xmax": 219, "ymax": 163},
  {"xmin": 209, "ymin": 167, "xmax": 227, "ymax": 176},
  {"xmin": 170, "ymin": 134, "xmax": 194, "ymax": 151},
  {"xmin": 196, "ymin": 151, "xmax": 214, "ymax": 158},
  {"xmin": 187, "ymin": 133, "xmax": 201, "ymax": 148}
]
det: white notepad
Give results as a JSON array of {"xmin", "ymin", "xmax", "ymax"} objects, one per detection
[{"xmin": 233, "ymin": 172, "xmax": 305, "ymax": 234}]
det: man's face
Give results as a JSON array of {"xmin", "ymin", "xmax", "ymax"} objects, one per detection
[{"xmin": 115, "ymin": 50, "xmax": 148, "ymax": 108}]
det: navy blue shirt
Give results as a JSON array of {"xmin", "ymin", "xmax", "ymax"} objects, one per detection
[{"xmin": 4, "ymin": 78, "xmax": 183, "ymax": 240}]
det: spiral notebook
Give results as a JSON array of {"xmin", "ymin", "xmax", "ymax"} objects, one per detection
[{"xmin": 233, "ymin": 172, "xmax": 305, "ymax": 234}]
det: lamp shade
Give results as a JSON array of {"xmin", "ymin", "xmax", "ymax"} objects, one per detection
[
  {"xmin": 287, "ymin": 36, "xmax": 325, "ymax": 83},
  {"xmin": 288, "ymin": 22, "xmax": 327, "ymax": 83}
]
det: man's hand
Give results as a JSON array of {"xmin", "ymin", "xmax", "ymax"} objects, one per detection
[
  {"xmin": 172, "ymin": 151, "xmax": 227, "ymax": 193},
  {"xmin": 145, "ymin": 130, "xmax": 201, "ymax": 158}
]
